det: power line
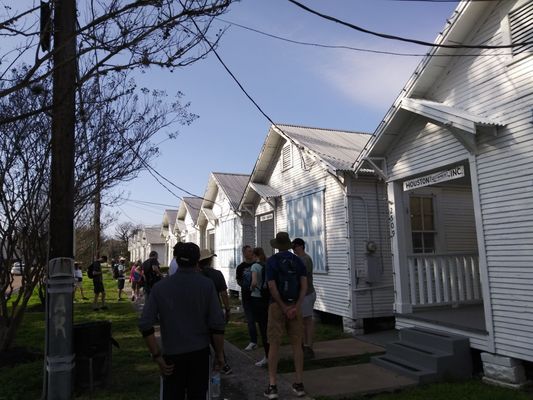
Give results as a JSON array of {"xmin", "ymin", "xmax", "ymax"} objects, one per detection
[
  {"xmin": 215, "ymin": 17, "xmax": 512, "ymax": 57},
  {"xmin": 287, "ymin": 0, "xmax": 533, "ymax": 50},
  {"xmin": 182, "ymin": 2, "xmax": 351, "ymax": 168},
  {"xmin": 118, "ymin": 197, "xmax": 179, "ymax": 209}
]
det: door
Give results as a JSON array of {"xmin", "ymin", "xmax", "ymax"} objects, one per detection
[{"xmin": 257, "ymin": 213, "xmax": 274, "ymax": 257}]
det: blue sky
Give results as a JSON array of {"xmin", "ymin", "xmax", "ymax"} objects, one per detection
[{"xmin": 110, "ymin": 0, "xmax": 459, "ymax": 233}]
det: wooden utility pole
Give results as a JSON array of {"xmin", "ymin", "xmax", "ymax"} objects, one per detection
[
  {"xmin": 45, "ymin": 0, "xmax": 77, "ymax": 398},
  {"xmin": 94, "ymin": 160, "xmax": 102, "ymax": 259}
]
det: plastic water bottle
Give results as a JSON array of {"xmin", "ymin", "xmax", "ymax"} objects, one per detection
[{"xmin": 211, "ymin": 372, "xmax": 221, "ymax": 398}]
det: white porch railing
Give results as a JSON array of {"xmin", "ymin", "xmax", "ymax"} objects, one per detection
[{"xmin": 407, "ymin": 253, "xmax": 481, "ymax": 307}]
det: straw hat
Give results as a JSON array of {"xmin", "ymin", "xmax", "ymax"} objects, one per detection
[{"xmin": 199, "ymin": 249, "xmax": 217, "ymax": 261}]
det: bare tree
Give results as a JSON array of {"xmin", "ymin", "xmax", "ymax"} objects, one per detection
[
  {"xmin": 0, "ymin": 0, "xmax": 233, "ymax": 114},
  {"xmin": 0, "ymin": 66, "xmax": 196, "ymax": 351},
  {"xmin": 0, "ymin": 0, "xmax": 234, "ymax": 351}
]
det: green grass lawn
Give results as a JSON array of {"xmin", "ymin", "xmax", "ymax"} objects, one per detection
[
  {"xmin": 0, "ymin": 269, "xmax": 161, "ymax": 400},
  {"xmin": 316, "ymin": 380, "xmax": 533, "ymax": 400}
]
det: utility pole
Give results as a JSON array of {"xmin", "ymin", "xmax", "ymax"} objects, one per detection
[
  {"xmin": 94, "ymin": 160, "xmax": 102, "ymax": 259},
  {"xmin": 45, "ymin": 0, "xmax": 77, "ymax": 398}
]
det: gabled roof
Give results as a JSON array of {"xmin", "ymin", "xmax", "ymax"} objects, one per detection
[
  {"xmin": 144, "ymin": 226, "xmax": 165, "ymax": 244},
  {"xmin": 162, "ymin": 209, "xmax": 178, "ymax": 232},
  {"xmin": 177, "ymin": 197, "xmax": 203, "ymax": 223},
  {"xmin": 212, "ymin": 172, "xmax": 250, "ymax": 211},
  {"xmin": 275, "ymin": 124, "xmax": 371, "ymax": 171},
  {"xmin": 354, "ymin": 1, "xmax": 507, "ymax": 168},
  {"xmin": 199, "ymin": 173, "xmax": 250, "ymax": 226},
  {"xmin": 240, "ymin": 123, "xmax": 371, "ymax": 209}
]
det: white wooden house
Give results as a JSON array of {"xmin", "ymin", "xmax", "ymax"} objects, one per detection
[
  {"xmin": 355, "ymin": 0, "xmax": 533, "ymax": 382},
  {"xmin": 198, "ymin": 172, "xmax": 254, "ymax": 291},
  {"xmin": 127, "ymin": 226, "xmax": 166, "ymax": 263},
  {"xmin": 176, "ymin": 197, "xmax": 203, "ymax": 244},
  {"xmin": 240, "ymin": 124, "xmax": 394, "ymax": 332},
  {"xmin": 161, "ymin": 209, "xmax": 179, "ymax": 267}
]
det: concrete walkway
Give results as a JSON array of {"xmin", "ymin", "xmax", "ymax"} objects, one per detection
[
  {"xmin": 227, "ymin": 337, "xmax": 416, "ymax": 399},
  {"xmin": 133, "ymin": 290, "xmax": 415, "ymax": 399}
]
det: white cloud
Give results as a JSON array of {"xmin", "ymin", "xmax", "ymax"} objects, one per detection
[{"xmin": 315, "ymin": 51, "xmax": 422, "ymax": 110}]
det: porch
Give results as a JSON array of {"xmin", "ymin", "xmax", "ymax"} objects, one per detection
[{"xmin": 400, "ymin": 253, "xmax": 487, "ymax": 333}]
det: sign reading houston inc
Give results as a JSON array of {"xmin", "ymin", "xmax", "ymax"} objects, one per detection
[{"xmin": 403, "ymin": 165, "xmax": 465, "ymax": 191}]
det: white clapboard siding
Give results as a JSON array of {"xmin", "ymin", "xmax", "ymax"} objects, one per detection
[
  {"xmin": 348, "ymin": 178, "xmax": 394, "ymax": 319},
  {"xmin": 210, "ymin": 188, "xmax": 247, "ymax": 292},
  {"xmin": 440, "ymin": 188, "xmax": 478, "ymax": 253},
  {"xmin": 265, "ymin": 145, "xmax": 356, "ymax": 318},
  {"xmin": 386, "ymin": 119, "xmax": 470, "ymax": 182},
  {"xmin": 421, "ymin": 1, "xmax": 533, "ymax": 362}
]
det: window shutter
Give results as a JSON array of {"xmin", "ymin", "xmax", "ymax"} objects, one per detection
[
  {"xmin": 282, "ymin": 144, "xmax": 293, "ymax": 171},
  {"xmin": 509, "ymin": 2, "xmax": 533, "ymax": 56}
]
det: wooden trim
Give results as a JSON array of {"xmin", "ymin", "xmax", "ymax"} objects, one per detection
[
  {"xmin": 468, "ymin": 154, "xmax": 496, "ymax": 353},
  {"xmin": 388, "ymin": 181, "xmax": 412, "ymax": 314}
]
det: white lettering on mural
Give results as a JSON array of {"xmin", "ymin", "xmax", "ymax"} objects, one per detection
[{"xmin": 403, "ymin": 165, "xmax": 465, "ymax": 191}]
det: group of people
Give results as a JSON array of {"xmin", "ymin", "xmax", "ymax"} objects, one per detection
[
  {"xmin": 138, "ymin": 231, "xmax": 316, "ymax": 400},
  {"xmin": 236, "ymin": 232, "xmax": 315, "ymax": 399},
  {"xmin": 75, "ymin": 250, "xmax": 164, "ymax": 311}
]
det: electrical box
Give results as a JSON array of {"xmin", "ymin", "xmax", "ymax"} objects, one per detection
[{"xmin": 365, "ymin": 253, "xmax": 381, "ymax": 283}]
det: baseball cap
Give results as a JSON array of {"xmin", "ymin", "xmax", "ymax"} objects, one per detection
[{"xmin": 173, "ymin": 242, "xmax": 200, "ymax": 267}]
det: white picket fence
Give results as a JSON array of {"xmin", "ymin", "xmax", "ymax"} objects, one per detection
[{"xmin": 406, "ymin": 253, "xmax": 481, "ymax": 307}]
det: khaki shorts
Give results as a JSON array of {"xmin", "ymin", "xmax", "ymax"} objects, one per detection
[{"xmin": 267, "ymin": 303, "xmax": 304, "ymax": 346}]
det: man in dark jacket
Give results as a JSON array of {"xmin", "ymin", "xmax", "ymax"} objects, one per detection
[
  {"xmin": 139, "ymin": 242, "xmax": 225, "ymax": 400},
  {"xmin": 142, "ymin": 250, "xmax": 162, "ymax": 300}
]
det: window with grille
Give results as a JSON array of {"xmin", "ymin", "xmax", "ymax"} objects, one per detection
[
  {"xmin": 409, "ymin": 196, "xmax": 436, "ymax": 254},
  {"xmin": 282, "ymin": 144, "xmax": 293, "ymax": 171},
  {"xmin": 509, "ymin": 2, "xmax": 533, "ymax": 56}
]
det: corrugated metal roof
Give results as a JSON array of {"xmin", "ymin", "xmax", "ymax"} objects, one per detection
[
  {"xmin": 212, "ymin": 172, "xmax": 250, "ymax": 211},
  {"xmin": 182, "ymin": 197, "xmax": 203, "ymax": 223},
  {"xmin": 144, "ymin": 226, "xmax": 164, "ymax": 244},
  {"xmin": 401, "ymin": 98, "xmax": 504, "ymax": 133},
  {"xmin": 355, "ymin": 1, "xmax": 493, "ymax": 169},
  {"xmin": 275, "ymin": 124, "xmax": 372, "ymax": 171},
  {"xmin": 163, "ymin": 209, "xmax": 178, "ymax": 229},
  {"xmin": 250, "ymin": 182, "xmax": 281, "ymax": 199}
]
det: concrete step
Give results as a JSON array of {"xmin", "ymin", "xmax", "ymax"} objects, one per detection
[
  {"xmin": 385, "ymin": 341, "xmax": 452, "ymax": 371},
  {"xmin": 399, "ymin": 327, "xmax": 470, "ymax": 354},
  {"xmin": 371, "ymin": 354, "xmax": 438, "ymax": 384}
]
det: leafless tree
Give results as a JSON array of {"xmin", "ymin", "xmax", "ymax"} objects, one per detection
[
  {"xmin": 0, "ymin": 0, "xmax": 233, "ymax": 119},
  {"xmin": 0, "ymin": 66, "xmax": 196, "ymax": 351}
]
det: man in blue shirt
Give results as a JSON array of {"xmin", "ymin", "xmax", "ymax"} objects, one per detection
[{"xmin": 264, "ymin": 232, "xmax": 308, "ymax": 399}]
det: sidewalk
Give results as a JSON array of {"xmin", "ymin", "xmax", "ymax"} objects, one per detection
[
  {"xmin": 133, "ymin": 291, "xmax": 415, "ymax": 399},
  {"xmin": 226, "ymin": 337, "xmax": 415, "ymax": 400}
]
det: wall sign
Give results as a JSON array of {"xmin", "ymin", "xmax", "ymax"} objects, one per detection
[{"xmin": 403, "ymin": 165, "xmax": 465, "ymax": 191}]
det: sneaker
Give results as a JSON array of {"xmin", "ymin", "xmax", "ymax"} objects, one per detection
[
  {"xmin": 263, "ymin": 384, "xmax": 278, "ymax": 399},
  {"xmin": 255, "ymin": 357, "xmax": 268, "ymax": 367},
  {"xmin": 221, "ymin": 364, "xmax": 232, "ymax": 375},
  {"xmin": 100, "ymin": 305, "xmax": 108, "ymax": 310},
  {"xmin": 131, "ymin": 295, "xmax": 135, "ymax": 301},
  {"xmin": 292, "ymin": 383, "xmax": 306, "ymax": 398},
  {"xmin": 92, "ymin": 307, "xmax": 100, "ymax": 311},
  {"xmin": 244, "ymin": 342, "xmax": 257, "ymax": 351}
]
